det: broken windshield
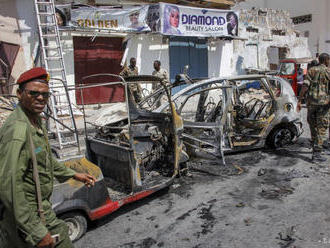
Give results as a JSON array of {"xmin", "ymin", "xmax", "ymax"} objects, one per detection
[{"xmin": 279, "ymin": 62, "xmax": 295, "ymax": 75}]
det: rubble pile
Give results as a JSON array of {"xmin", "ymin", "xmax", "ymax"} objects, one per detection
[{"xmin": 0, "ymin": 96, "xmax": 16, "ymax": 128}]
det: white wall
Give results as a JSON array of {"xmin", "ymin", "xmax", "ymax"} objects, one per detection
[
  {"xmin": 126, "ymin": 35, "xmax": 236, "ymax": 79},
  {"xmin": 126, "ymin": 34, "xmax": 233, "ymax": 78},
  {"xmin": 208, "ymin": 39, "xmax": 232, "ymax": 77},
  {"xmin": 0, "ymin": 0, "xmax": 34, "ymax": 91},
  {"xmin": 125, "ymin": 32, "xmax": 310, "ymax": 79},
  {"xmin": 234, "ymin": 0, "xmax": 330, "ymax": 56},
  {"xmin": 15, "ymin": 0, "xmax": 39, "ymax": 70},
  {"xmin": 126, "ymin": 34, "xmax": 169, "ymax": 75}
]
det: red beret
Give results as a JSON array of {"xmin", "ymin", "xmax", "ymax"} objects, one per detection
[{"xmin": 17, "ymin": 67, "xmax": 49, "ymax": 85}]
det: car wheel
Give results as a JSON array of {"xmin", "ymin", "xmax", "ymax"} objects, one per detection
[
  {"xmin": 267, "ymin": 126, "xmax": 293, "ymax": 149},
  {"xmin": 61, "ymin": 212, "xmax": 87, "ymax": 242}
]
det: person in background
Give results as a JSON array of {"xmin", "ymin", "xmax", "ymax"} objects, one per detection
[
  {"xmin": 0, "ymin": 67, "xmax": 96, "ymax": 248},
  {"xmin": 120, "ymin": 57, "xmax": 138, "ymax": 77},
  {"xmin": 152, "ymin": 60, "xmax": 169, "ymax": 92},
  {"xmin": 298, "ymin": 53, "xmax": 330, "ymax": 163},
  {"xmin": 296, "ymin": 64, "xmax": 304, "ymax": 96},
  {"xmin": 120, "ymin": 57, "xmax": 143, "ymax": 102}
]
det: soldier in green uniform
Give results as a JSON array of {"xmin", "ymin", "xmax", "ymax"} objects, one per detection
[
  {"xmin": 0, "ymin": 67, "xmax": 96, "ymax": 248},
  {"xmin": 298, "ymin": 53, "xmax": 330, "ymax": 163},
  {"xmin": 120, "ymin": 57, "xmax": 143, "ymax": 102}
]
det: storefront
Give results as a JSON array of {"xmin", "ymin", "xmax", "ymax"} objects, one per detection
[
  {"xmin": 56, "ymin": 3, "xmax": 239, "ymax": 103},
  {"xmin": 1, "ymin": 0, "xmax": 311, "ymax": 104}
]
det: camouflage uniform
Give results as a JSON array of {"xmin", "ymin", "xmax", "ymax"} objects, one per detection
[
  {"xmin": 303, "ymin": 64, "xmax": 330, "ymax": 154},
  {"xmin": 152, "ymin": 68, "xmax": 169, "ymax": 92},
  {"xmin": 120, "ymin": 65, "xmax": 143, "ymax": 102},
  {"xmin": 0, "ymin": 105, "xmax": 75, "ymax": 248}
]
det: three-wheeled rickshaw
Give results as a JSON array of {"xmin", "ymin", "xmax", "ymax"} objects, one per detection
[
  {"xmin": 51, "ymin": 75, "xmax": 184, "ymax": 241},
  {"xmin": 278, "ymin": 57, "xmax": 313, "ymax": 95}
]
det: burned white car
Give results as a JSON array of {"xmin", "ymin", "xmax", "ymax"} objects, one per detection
[{"xmin": 155, "ymin": 75, "xmax": 303, "ymax": 162}]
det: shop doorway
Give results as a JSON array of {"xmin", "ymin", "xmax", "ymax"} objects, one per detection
[
  {"xmin": 267, "ymin": 46, "xmax": 289, "ymax": 70},
  {"xmin": 0, "ymin": 41, "xmax": 20, "ymax": 94},
  {"xmin": 169, "ymin": 37, "xmax": 208, "ymax": 94},
  {"xmin": 73, "ymin": 36, "xmax": 124, "ymax": 104}
]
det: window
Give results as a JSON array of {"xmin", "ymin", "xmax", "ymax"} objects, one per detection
[
  {"xmin": 279, "ymin": 62, "xmax": 295, "ymax": 75},
  {"xmin": 176, "ymin": 82, "xmax": 224, "ymax": 122},
  {"xmin": 271, "ymin": 30, "xmax": 286, "ymax": 36},
  {"xmin": 292, "ymin": 14, "xmax": 312, "ymax": 25},
  {"xmin": 246, "ymin": 27, "xmax": 259, "ymax": 33}
]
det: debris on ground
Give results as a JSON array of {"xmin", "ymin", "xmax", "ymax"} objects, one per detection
[
  {"xmin": 284, "ymin": 168, "xmax": 309, "ymax": 180},
  {"xmin": 171, "ymin": 184, "xmax": 181, "ymax": 189},
  {"xmin": 235, "ymin": 202, "xmax": 245, "ymax": 208},
  {"xmin": 232, "ymin": 164, "xmax": 244, "ymax": 175},
  {"xmin": 195, "ymin": 203, "xmax": 216, "ymax": 237},
  {"xmin": 260, "ymin": 186, "xmax": 294, "ymax": 199},
  {"xmin": 258, "ymin": 168, "xmax": 267, "ymax": 176},
  {"xmin": 187, "ymin": 160, "xmax": 246, "ymax": 177},
  {"xmin": 256, "ymin": 168, "xmax": 309, "ymax": 199},
  {"xmin": 277, "ymin": 226, "xmax": 297, "ymax": 248},
  {"xmin": 244, "ymin": 217, "xmax": 252, "ymax": 226}
]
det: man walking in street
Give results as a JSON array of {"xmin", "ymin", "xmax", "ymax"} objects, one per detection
[
  {"xmin": 152, "ymin": 60, "xmax": 169, "ymax": 92},
  {"xmin": 0, "ymin": 67, "xmax": 96, "ymax": 248},
  {"xmin": 298, "ymin": 53, "xmax": 330, "ymax": 163},
  {"xmin": 120, "ymin": 57, "xmax": 143, "ymax": 102}
]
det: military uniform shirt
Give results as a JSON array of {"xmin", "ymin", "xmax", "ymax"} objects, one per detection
[
  {"xmin": 152, "ymin": 68, "xmax": 169, "ymax": 82},
  {"xmin": 119, "ymin": 65, "xmax": 138, "ymax": 77},
  {"xmin": 303, "ymin": 64, "xmax": 330, "ymax": 105},
  {"xmin": 120, "ymin": 65, "xmax": 143, "ymax": 101},
  {"xmin": 152, "ymin": 68, "xmax": 169, "ymax": 91},
  {"xmin": 0, "ymin": 105, "xmax": 76, "ymax": 246}
]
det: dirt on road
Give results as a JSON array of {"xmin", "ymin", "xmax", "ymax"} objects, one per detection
[{"xmin": 75, "ymin": 108, "xmax": 330, "ymax": 248}]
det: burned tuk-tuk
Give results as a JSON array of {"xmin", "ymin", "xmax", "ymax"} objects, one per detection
[{"xmin": 51, "ymin": 75, "xmax": 184, "ymax": 241}]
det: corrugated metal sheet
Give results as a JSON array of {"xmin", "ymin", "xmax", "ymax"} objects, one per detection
[{"xmin": 73, "ymin": 36, "xmax": 125, "ymax": 104}]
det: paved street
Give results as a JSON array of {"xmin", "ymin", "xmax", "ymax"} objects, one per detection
[{"xmin": 75, "ymin": 107, "xmax": 330, "ymax": 248}]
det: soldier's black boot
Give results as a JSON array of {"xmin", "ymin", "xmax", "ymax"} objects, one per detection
[
  {"xmin": 323, "ymin": 142, "xmax": 330, "ymax": 155},
  {"xmin": 312, "ymin": 152, "xmax": 327, "ymax": 163}
]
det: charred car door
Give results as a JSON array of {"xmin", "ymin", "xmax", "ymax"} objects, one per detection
[{"xmin": 174, "ymin": 81, "xmax": 234, "ymax": 164}]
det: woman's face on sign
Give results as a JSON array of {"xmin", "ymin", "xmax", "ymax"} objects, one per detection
[
  {"xmin": 230, "ymin": 15, "xmax": 236, "ymax": 26},
  {"xmin": 169, "ymin": 10, "xmax": 179, "ymax": 27}
]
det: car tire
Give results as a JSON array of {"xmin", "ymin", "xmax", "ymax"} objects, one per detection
[
  {"xmin": 61, "ymin": 212, "xmax": 87, "ymax": 242},
  {"xmin": 267, "ymin": 126, "xmax": 293, "ymax": 149}
]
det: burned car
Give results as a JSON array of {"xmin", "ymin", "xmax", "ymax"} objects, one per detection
[
  {"xmin": 155, "ymin": 75, "xmax": 303, "ymax": 163},
  {"xmin": 51, "ymin": 75, "xmax": 184, "ymax": 241},
  {"xmin": 136, "ymin": 73, "xmax": 195, "ymax": 111}
]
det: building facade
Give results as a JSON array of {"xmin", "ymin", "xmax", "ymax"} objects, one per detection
[
  {"xmin": 0, "ymin": 0, "xmax": 311, "ymax": 104},
  {"xmin": 235, "ymin": 0, "xmax": 330, "ymax": 57}
]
